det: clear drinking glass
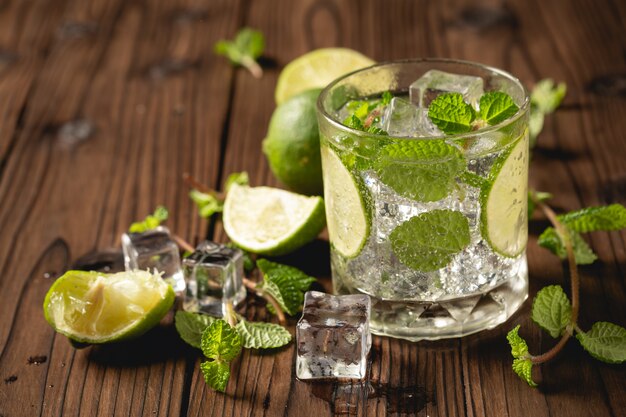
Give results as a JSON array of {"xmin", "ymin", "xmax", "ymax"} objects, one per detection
[{"xmin": 316, "ymin": 59, "xmax": 530, "ymax": 341}]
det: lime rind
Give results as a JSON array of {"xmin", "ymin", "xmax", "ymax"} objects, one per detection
[
  {"xmin": 43, "ymin": 270, "xmax": 175, "ymax": 344},
  {"xmin": 223, "ymin": 184, "xmax": 326, "ymax": 256}
]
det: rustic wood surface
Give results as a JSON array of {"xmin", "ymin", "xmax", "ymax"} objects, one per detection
[{"xmin": 1, "ymin": 0, "xmax": 625, "ymax": 415}]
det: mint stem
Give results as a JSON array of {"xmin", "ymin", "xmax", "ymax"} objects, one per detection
[
  {"xmin": 182, "ymin": 172, "xmax": 224, "ymax": 199},
  {"xmin": 225, "ymin": 301, "xmax": 238, "ymax": 327},
  {"xmin": 240, "ymin": 56, "xmax": 263, "ymax": 79},
  {"xmin": 529, "ymin": 191, "xmax": 581, "ymax": 365},
  {"xmin": 172, "ymin": 234, "xmax": 195, "ymax": 253},
  {"xmin": 242, "ymin": 277, "xmax": 287, "ymax": 325}
]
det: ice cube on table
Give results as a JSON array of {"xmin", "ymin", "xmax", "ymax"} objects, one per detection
[
  {"xmin": 409, "ymin": 69, "xmax": 484, "ymax": 110},
  {"xmin": 182, "ymin": 241, "xmax": 246, "ymax": 316},
  {"xmin": 296, "ymin": 291, "xmax": 371, "ymax": 380},
  {"xmin": 121, "ymin": 226, "xmax": 185, "ymax": 292}
]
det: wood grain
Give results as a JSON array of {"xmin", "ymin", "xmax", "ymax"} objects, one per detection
[{"xmin": 0, "ymin": 0, "xmax": 624, "ymax": 416}]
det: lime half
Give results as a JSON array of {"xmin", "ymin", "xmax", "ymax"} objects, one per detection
[
  {"xmin": 44, "ymin": 270, "xmax": 175, "ymax": 344},
  {"xmin": 275, "ymin": 48, "xmax": 375, "ymax": 104},
  {"xmin": 321, "ymin": 145, "xmax": 368, "ymax": 258},
  {"xmin": 481, "ymin": 133, "xmax": 529, "ymax": 257},
  {"xmin": 223, "ymin": 184, "xmax": 326, "ymax": 256}
]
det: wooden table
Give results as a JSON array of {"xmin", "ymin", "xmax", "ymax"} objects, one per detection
[{"xmin": 1, "ymin": 0, "xmax": 625, "ymax": 415}]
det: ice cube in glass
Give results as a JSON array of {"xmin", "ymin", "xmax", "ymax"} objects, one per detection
[
  {"xmin": 409, "ymin": 69, "xmax": 484, "ymax": 109},
  {"xmin": 296, "ymin": 291, "xmax": 371, "ymax": 380},
  {"xmin": 182, "ymin": 241, "xmax": 246, "ymax": 316},
  {"xmin": 121, "ymin": 226, "xmax": 185, "ymax": 292},
  {"xmin": 381, "ymin": 97, "xmax": 439, "ymax": 137}
]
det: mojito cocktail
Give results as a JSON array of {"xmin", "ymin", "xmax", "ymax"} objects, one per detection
[{"xmin": 317, "ymin": 60, "xmax": 529, "ymax": 340}]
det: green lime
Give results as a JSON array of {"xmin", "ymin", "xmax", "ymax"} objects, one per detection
[
  {"xmin": 43, "ymin": 270, "xmax": 175, "ymax": 344},
  {"xmin": 320, "ymin": 145, "xmax": 368, "ymax": 258},
  {"xmin": 223, "ymin": 183, "xmax": 326, "ymax": 256},
  {"xmin": 481, "ymin": 132, "xmax": 529, "ymax": 257},
  {"xmin": 263, "ymin": 89, "xmax": 323, "ymax": 195},
  {"xmin": 275, "ymin": 48, "xmax": 375, "ymax": 104}
]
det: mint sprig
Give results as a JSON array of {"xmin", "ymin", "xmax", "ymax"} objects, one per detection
[
  {"xmin": 506, "ymin": 325, "xmax": 536, "ymax": 387},
  {"xmin": 199, "ymin": 320, "xmax": 242, "ymax": 392},
  {"xmin": 129, "ymin": 206, "xmax": 168, "ymax": 233},
  {"xmin": 175, "ymin": 311, "xmax": 217, "ymax": 348},
  {"xmin": 187, "ymin": 171, "xmax": 249, "ymax": 218},
  {"xmin": 427, "ymin": 92, "xmax": 476, "ymax": 134},
  {"xmin": 214, "ymin": 28, "xmax": 264, "ymax": 78},
  {"xmin": 256, "ymin": 259, "xmax": 316, "ymax": 315}
]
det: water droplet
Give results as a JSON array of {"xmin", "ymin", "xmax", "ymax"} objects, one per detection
[{"xmin": 58, "ymin": 119, "xmax": 95, "ymax": 148}]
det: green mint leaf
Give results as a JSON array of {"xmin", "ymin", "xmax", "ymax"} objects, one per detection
[
  {"xmin": 531, "ymin": 285, "xmax": 572, "ymax": 338},
  {"xmin": 257, "ymin": 259, "xmax": 316, "ymax": 315},
  {"xmin": 381, "ymin": 91, "xmax": 393, "ymax": 105},
  {"xmin": 389, "ymin": 209, "xmax": 470, "ymax": 272},
  {"xmin": 427, "ymin": 92, "xmax": 476, "ymax": 134},
  {"xmin": 235, "ymin": 321, "xmax": 292, "ymax": 349},
  {"xmin": 576, "ymin": 322, "xmax": 626, "ymax": 364},
  {"xmin": 234, "ymin": 28, "xmax": 264, "ymax": 59},
  {"xmin": 507, "ymin": 325, "xmax": 530, "ymax": 358},
  {"xmin": 527, "ymin": 191, "xmax": 552, "ymax": 219},
  {"xmin": 214, "ymin": 28, "xmax": 264, "ymax": 77},
  {"xmin": 200, "ymin": 360, "xmax": 231, "ymax": 392},
  {"xmin": 189, "ymin": 189, "xmax": 223, "ymax": 218},
  {"xmin": 129, "ymin": 206, "xmax": 169, "ymax": 233},
  {"xmin": 200, "ymin": 320, "xmax": 242, "ymax": 361},
  {"xmin": 175, "ymin": 311, "xmax": 217, "ymax": 349},
  {"xmin": 344, "ymin": 114, "xmax": 366, "ymax": 130},
  {"xmin": 225, "ymin": 171, "xmax": 250, "ymax": 193},
  {"xmin": 531, "ymin": 79, "xmax": 567, "ymax": 114},
  {"xmin": 538, "ymin": 227, "xmax": 598, "ymax": 265},
  {"xmin": 512, "ymin": 358, "xmax": 537, "ymax": 387},
  {"xmin": 459, "ymin": 170, "xmax": 489, "ymax": 189},
  {"xmin": 367, "ymin": 126, "xmax": 388, "ymax": 135},
  {"xmin": 558, "ymin": 204, "xmax": 626, "ymax": 233},
  {"xmin": 479, "ymin": 92, "xmax": 519, "ymax": 125},
  {"xmin": 375, "ymin": 140, "xmax": 465, "ymax": 202}
]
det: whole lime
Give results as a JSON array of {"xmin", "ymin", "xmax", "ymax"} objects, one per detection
[{"xmin": 263, "ymin": 88, "xmax": 323, "ymax": 196}]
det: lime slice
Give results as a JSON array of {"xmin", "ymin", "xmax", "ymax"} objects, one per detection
[
  {"xmin": 43, "ymin": 270, "xmax": 175, "ymax": 344},
  {"xmin": 223, "ymin": 184, "xmax": 326, "ymax": 256},
  {"xmin": 481, "ymin": 133, "xmax": 529, "ymax": 257},
  {"xmin": 320, "ymin": 145, "xmax": 368, "ymax": 258},
  {"xmin": 275, "ymin": 48, "xmax": 375, "ymax": 104}
]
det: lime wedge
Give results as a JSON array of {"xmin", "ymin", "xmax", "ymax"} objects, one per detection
[
  {"xmin": 275, "ymin": 48, "xmax": 375, "ymax": 104},
  {"xmin": 320, "ymin": 145, "xmax": 368, "ymax": 258},
  {"xmin": 223, "ymin": 184, "xmax": 326, "ymax": 256},
  {"xmin": 481, "ymin": 133, "xmax": 529, "ymax": 257},
  {"xmin": 43, "ymin": 270, "xmax": 175, "ymax": 344}
]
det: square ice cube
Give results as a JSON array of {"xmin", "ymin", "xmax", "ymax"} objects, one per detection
[
  {"xmin": 296, "ymin": 291, "xmax": 371, "ymax": 380},
  {"xmin": 182, "ymin": 241, "xmax": 246, "ymax": 316},
  {"xmin": 122, "ymin": 226, "xmax": 185, "ymax": 292},
  {"xmin": 409, "ymin": 69, "xmax": 484, "ymax": 110},
  {"xmin": 380, "ymin": 97, "xmax": 440, "ymax": 137}
]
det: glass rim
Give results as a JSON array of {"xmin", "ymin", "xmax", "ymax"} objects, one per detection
[{"xmin": 316, "ymin": 58, "xmax": 530, "ymax": 141}]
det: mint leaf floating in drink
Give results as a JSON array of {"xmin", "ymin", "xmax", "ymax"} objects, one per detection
[
  {"xmin": 479, "ymin": 91, "xmax": 520, "ymax": 125},
  {"xmin": 214, "ymin": 28, "xmax": 265, "ymax": 78},
  {"xmin": 256, "ymin": 259, "xmax": 316, "ymax": 315},
  {"xmin": 427, "ymin": 92, "xmax": 476, "ymax": 134},
  {"xmin": 506, "ymin": 325, "xmax": 537, "ymax": 387},
  {"xmin": 576, "ymin": 322, "xmax": 626, "ymax": 364},
  {"xmin": 389, "ymin": 209, "xmax": 470, "ymax": 272},
  {"xmin": 531, "ymin": 285, "xmax": 572, "ymax": 338},
  {"xmin": 375, "ymin": 140, "xmax": 465, "ymax": 202},
  {"xmin": 129, "ymin": 206, "xmax": 168, "ymax": 233},
  {"xmin": 235, "ymin": 321, "xmax": 292, "ymax": 349}
]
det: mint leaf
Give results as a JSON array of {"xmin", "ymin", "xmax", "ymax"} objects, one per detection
[
  {"xmin": 214, "ymin": 28, "xmax": 264, "ymax": 78},
  {"xmin": 512, "ymin": 358, "xmax": 537, "ymax": 387},
  {"xmin": 558, "ymin": 204, "xmax": 626, "ymax": 233},
  {"xmin": 344, "ymin": 114, "xmax": 365, "ymax": 130},
  {"xmin": 375, "ymin": 140, "xmax": 465, "ymax": 202},
  {"xmin": 527, "ymin": 191, "xmax": 552, "ymax": 219},
  {"xmin": 225, "ymin": 171, "xmax": 249, "ymax": 193},
  {"xmin": 189, "ymin": 189, "xmax": 223, "ymax": 218},
  {"xmin": 389, "ymin": 209, "xmax": 470, "ymax": 272},
  {"xmin": 235, "ymin": 321, "xmax": 291, "ymax": 349},
  {"xmin": 129, "ymin": 206, "xmax": 168, "ymax": 233},
  {"xmin": 381, "ymin": 91, "xmax": 393, "ymax": 105},
  {"xmin": 200, "ymin": 360, "xmax": 231, "ymax": 392},
  {"xmin": 531, "ymin": 79, "xmax": 567, "ymax": 114},
  {"xmin": 538, "ymin": 227, "xmax": 598, "ymax": 265},
  {"xmin": 201, "ymin": 320, "xmax": 242, "ymax": 361},
  {"xmin": 175, "ymin": 311, "xmax": 217, "ymax": 349},
  {"xmin": 257, "ymin": 259, "xmax": 316, "ymax": 315},
  {"xmin": 427, "ymin": 93, "xmax": 476, "ymax": 134},
  {"xmin": 479, "ymin": 92, "xmax": 519, "ymax": 125},
  {"xmin": 507, "ymin": 325, "xmax": 530, "ymax": 358},
  {"xmin": 234, "ymin": 28, "xmax": 264, "ymax": 59},
  {"xmin": 531, "ymin": 285, "xmax": 571, "ymax": 338},
  {"xmin": 576, "ymin": 322, "xmax": 626, "ymax": 364}
]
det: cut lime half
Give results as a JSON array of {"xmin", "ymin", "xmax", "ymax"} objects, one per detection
[
  {"xmin": 223, "ymin": 184, "xmax": 326, "ymax": 256},
  {"xmin": 275, "ymin": 48, "xmax": 375, "ymax": 104},
  {"xmin": 43, "ymin": 270, "xmax": 175, "ymax": 344},
  {"xmin": 481, "ymin": 133, "xmax": 529, "ymax": 257},
  {"xmin": 320, "ymin": 145, "xmax": 369, "ymax": 258}
]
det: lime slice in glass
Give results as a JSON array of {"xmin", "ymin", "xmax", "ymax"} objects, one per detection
[
  {"xmin": 275, "ymin": 48, "xmax": 375, "ymax": 105},
  {"xmin": 223, "ymin": 184, "xmax": 326, "ymax": 256},
  {"xmin": 481, "ymin": 133, "xmax": 529, "ymax": 257},
  {"xmin": 320, "ymin": 145, "xmax": 369, "ymax": 258},
  {"xmin": 43, "ymin": 270, "xmax": 175, "ymax": 344}
]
